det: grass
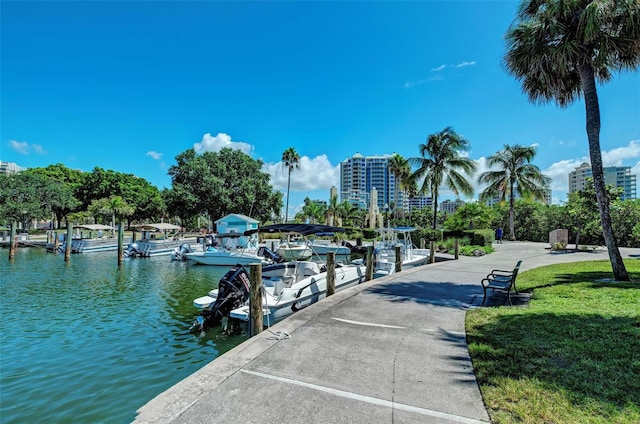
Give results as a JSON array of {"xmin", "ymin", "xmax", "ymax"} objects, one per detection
[{"xmin": 466, "ymin": 259, "xmax": 640, "ymax": 423}]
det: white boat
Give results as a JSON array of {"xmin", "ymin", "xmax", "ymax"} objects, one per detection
[
  {"xmin": 125, "ymin": 223, "xmax": 198, "ymax": 258},
  {"xmin": 276, "ymin": 240, "xmax": 313, "ymax": 260},
  {"xmin": 309, "ymin": 239, "xmax": 351, "ymax": 256},
  {"xmin": 228, "ymin": 261, "xmax": 366, "ymax": 325},
  {"xmin": 57, "ymin": 224, "xmax": 124, "ymax": 254},
  {"xmin": 184, "ymin": 233, "xmax": 276, "ymax": 266},
  {"xmin": 373, "ymin": 227, "xmax": 428, "ymax": 278}
]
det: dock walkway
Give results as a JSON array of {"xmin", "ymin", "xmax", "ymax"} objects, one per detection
[{"xmin": 134, "ymin": 241, "xmax": 639, "ymax": 424}]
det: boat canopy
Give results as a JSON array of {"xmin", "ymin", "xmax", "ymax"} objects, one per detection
[
  {"xmin": 377, "ymin": 226, "xmax": 417, "ymax": 233},
  {"xmin": 245, "ymin": 224, "xmax": 346, "ymax": 236},
  {"xmin": 74, "ymin": 224, "xmax": 114, "ymax": 231},
  {"xmin": 135, "ymin": 223, "xmax": 181, "ymax": 231}
]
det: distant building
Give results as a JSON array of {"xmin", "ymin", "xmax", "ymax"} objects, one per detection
[
  {"xmin": 439, "ymin": 199, "xmax": 466, "ymax": 214},
  {"xmin": 340, "ymin": 153, "xmax": 395, "ymax": 210},
  {"xmin": 569, "ymin": 162, "xmax": 637, "ymax": 200},
  {"xmin": 0, "ymin": 161, "xmax": 24, "ymax": 175}
]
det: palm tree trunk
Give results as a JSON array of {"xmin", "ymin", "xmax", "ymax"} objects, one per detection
[
  {"xmin": 509, "ymin": 180, "xmax": 516, "ymax": 241},
  {"xmin": 580, "ymin": 63, "xmax": 629, "ymax": 281},
  {"xmin": 432, "ymin": 191, "xmax": 438, "ymax": 230},
  {"xmin": 285, "ymin": 169, "xmax": 291, "ymax": 223}
]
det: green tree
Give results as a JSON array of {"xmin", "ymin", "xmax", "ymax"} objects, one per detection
[
  {"xmin": 388, "ymin": 153, "xmax": 411, "ymax": 223},
  {"xmin": 444, "ymin": 202, "xmax": 495, "ymax": 232},
  {"xmin": 0, "ymin": 173, "xmax": 50, "ymax": 230},
  {"xmin": 478, "ymin": 144, "xmax": 551, "ymax": 240},
  {"xmin": 88, "ymin": 195, "xmax": 135, "ymax": 227},
  {"xmin": 281, "ymin": 147, "xmax": 301, "ymax": 223},
  {"xmin": 325, "ymin": 191, "xmax": 339, "ymax": 226},
  {"xmin": 504, "ymin": 0, "xmax": 639, "ymax": 279},
  {"xmin": 409, "ymin": 127, "xmax": 477, "ymax": 230},
  {"xmin": 611, "ymin": 199, "xmax": 640, "ymax": 248},
  {"xmin": 22, "ymin": 164, "xmax": 84, "ymax": 228},
  {"xmin": 296, "ymin": 198, "xmax": 326, "ymax": 224},
  {"xmin": 168, "ymin": 147, "xmax": 282, "ymax": 224}
]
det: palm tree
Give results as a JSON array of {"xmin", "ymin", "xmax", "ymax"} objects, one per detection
[
  {"xmin": 478, "ymin": 144, "xmax": 551, "ymax": 241},
  {"xmin": 504, "ymin": 0, "xmax": 638, "ymax": 281},
  {"xmin": 409, "ymin": 127, "xmax": 477, "ymax": 229},
  {"xmin": 325, "ymin": 192, "xmax": 339, "ymax": 226},
  {"xmin": 281, "ymin": 147, "xmax": 300, "ymax": 223},
  {"xmin": 388, "ymin": 154, "xmax": 409, "ymax": 223}
]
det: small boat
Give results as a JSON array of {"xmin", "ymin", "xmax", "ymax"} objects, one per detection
[
  {"xmin": 57, "ymin": 224, "xmax": 123, "ymax": 254},
  {"xmin": 309, "ymin": 239, "xmax": 351, "ymax": 256},
  {"xmin": 184, "ymin": 233, "xmax": 277, "ymax": 266},
  {"xmin": 228, "ymin": 261, "xmax": 366, "ymax": 326},
  {"xmin": 124, "ymin": 223, "xmax": 198, "ymax": 258},
  {"xmin": 373, "ymin": 227, "xmax": 428, "ymax": 278},
  {"xmin": 276, "ymin": 240, "xmax": 313, "ymax": 260}
]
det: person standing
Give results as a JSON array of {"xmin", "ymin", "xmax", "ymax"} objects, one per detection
[{"xmin": 495, "ymin": 227, "xmax": 503, "ymax": 244}]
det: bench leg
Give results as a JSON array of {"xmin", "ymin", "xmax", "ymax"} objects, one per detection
[
  {"xmin": 506, "ymin": 289, "xmax": 512, "ymax": 306},
  {"xmin": 482, "ymin": 287, "xmax": 487, "ymax": 305}
]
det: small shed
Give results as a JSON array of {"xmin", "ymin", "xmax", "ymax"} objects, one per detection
[{"xmin": 214, "ymin": 214, "xmax": 260, "ymax": 248}]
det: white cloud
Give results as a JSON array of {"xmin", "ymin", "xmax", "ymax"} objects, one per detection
[
  {"xmin": 455, "ymin": 61, "xmax": 476, "ymax": 68},
  {"xmin": 602, "ymin": 139, "xmax": 640, "ymax": 166},
  {"xmin": 146, "ymin": 150, "xmax": 163, "ymax": 160},
  {"xmin": 9, "ymin": 140, "xmax": 45, "ymax": 155},
  {"xmin": 431, "ymin": 64, "xmax": 446, "ymax": 72},
  {"xmin": 193, "ymin": 132, "xmax": 254, "ymax": 155},
  {"xmin": 263, "ymin": 154, "xmax": 340, "ymax": 192}
]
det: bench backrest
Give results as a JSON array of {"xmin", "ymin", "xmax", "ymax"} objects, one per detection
[{"xmin": 511, "ymin": 260, "xmax": 522, "ymax": 282}]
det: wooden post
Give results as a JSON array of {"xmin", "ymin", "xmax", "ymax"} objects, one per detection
[
  {"xmin": 394, "ymin": 245, "xmax": 402, "ymax": 273},
  {"xmin": 365, "ymin": 246, "xmax": 374, "ymax": 281},
  {"xmin": 420, "ymin": 238, "xmax": 425, "ymax": 249},
  {"xmin": 429, "ymin": 241, "xmax": 435, "ymax": 264},
  {"xmin": 249, "ymin": 263, "xmax": 263, "ymax": 337},
  {"xmin": 454, "ymin": 239, "xmax": 459, "ymax": 260},
  {"xmin": 326, "ymin": 252, "xmax": 336, "ymax": 296},
  {"xmin": 117, "ymin": 222, "xmax": 124, "ymax": 266},
  {"xmin": 8, "ymin": 221, "xmax": 17, "ymax": 260},
  {"xmin": 65, "ymin": 222, "xmax": 73, "ymax": 262}
]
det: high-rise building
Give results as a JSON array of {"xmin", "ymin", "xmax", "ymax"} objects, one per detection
[
  {"xmin": 568, "ymin": 162, "xmax": 637, "ymax": 200},
  {"xmin": 339, "ymin": 153, "xmax": 394, "ymax": 210},
  {"xmin": 339, "ymin": 152, "xmax": 432, "ymax": 211}
]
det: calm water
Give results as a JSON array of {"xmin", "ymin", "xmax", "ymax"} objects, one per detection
[{"xmin": 0, "ymin": 248, "xmax": 247, "ymax": 423}]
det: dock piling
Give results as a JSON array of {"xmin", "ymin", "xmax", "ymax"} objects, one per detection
[
  {"xmin": 249, "ymin": 263, "xmax": 263, "ymax": 337},
  {"xmin": 326, "ymin": 252, "xmax": 335, "ymax": 296}
]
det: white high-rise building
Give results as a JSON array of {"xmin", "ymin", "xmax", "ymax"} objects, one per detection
[{"xmin": 569, "ymin": 162, "xmax": 637, "ymax": 200}]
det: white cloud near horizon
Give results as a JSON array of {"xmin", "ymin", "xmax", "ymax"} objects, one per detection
[
  {"xmin": 264, "ymin": 154, "xmax": 339, "ymax": 193},
  {"xmin": 193, "ymin": 132, "xmax": 254, "ymax": 155},
  {"xmin": 9, "ymin": 140, "xmax": 45, "ymax": 155}
]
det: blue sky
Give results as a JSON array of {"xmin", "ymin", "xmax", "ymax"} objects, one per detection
[{"xmin": 2, "ymin": 1, "xmax": 639, "ymax": 219}]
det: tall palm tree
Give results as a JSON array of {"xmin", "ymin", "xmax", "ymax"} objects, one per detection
[
  {"xmin": 281, "ymin": 147, "xmax": 300, "ymax": 223},
  {"xmin": 478, "ymin": 144, "xmax": 551, "ymax": 241},
  {"xmin": 388, "ymin": 154, "xmax": 408, "ymax": 223},
  {"xmin": 504, "ymin": 0, "xmax": 638, "ymax": 280},
  {"xmin": 409, "ymin": 127, "xmax": 477, "ymax": 230}
]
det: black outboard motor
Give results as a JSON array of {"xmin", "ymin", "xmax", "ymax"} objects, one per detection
[
  {"xmin": 190, "ymin": 265, "xmax": 251, "ymax": 333},
  {"xmin": 257, "ymin": 246, "xmax": 285, "ymax": 263}
]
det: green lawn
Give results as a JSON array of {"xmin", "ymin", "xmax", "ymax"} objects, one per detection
[{"xmin": 466, "ymin": 259, "xmax": 640, "ymax": 423}]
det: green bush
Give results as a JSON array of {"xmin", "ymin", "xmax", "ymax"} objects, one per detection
[
  {"xmin": 465, "ymin": 229, "xmax": 494, "ymax": 246},
  {"xmin": 459, "ymin": 245, "xmax": 495, "ymax": 256},
  {"xmin": 413, "ymin": 229, "xmax": 442, "ymax": 243}
]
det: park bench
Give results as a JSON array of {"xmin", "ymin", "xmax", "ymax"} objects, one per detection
[{"xmin": 481, "ymin": 260, "xmax": 522, "ymax": 306}]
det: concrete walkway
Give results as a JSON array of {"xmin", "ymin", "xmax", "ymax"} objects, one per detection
[{"xmin": 134, "ymin": 242, "xmax": 639, "ymax": 424}]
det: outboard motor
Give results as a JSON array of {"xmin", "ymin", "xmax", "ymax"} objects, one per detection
[
  {"xmin": 258, "ymin": 246, "xmax": 285, "ymax": 263},
  {"xmin": 172, "ymin": 243, "xmax": 193, "ymax": 261},
  {"xmin": 124, "ymin": 243, "xmax": 143, "ymax": 258},
  {"xmin": 190, "ymin": 265, "xmax": 251, "ymax": 333}
]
